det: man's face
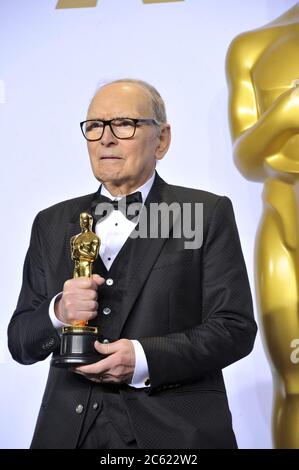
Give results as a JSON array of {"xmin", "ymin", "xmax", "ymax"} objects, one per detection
[{"xmin": 86, "ymin": 82, "xmax": 170, "ymax": 195}]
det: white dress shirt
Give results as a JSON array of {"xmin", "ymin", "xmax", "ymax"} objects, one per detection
[{"xmin": 49, "ymin": 172, "xmax": 155, "ymax": 387}]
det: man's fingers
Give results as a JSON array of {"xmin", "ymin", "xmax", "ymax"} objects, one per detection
[
  {"xmin": 74, "ymin": 341, "xmax": 119, "ymax": 374},
  {"xmin": 73, "ymin": 340, "xmax": 134, "ymax": 384},
  {"xmin": 91, "ymin": 274, "xmax": 106, "ymax": 288},
  {"xmin": 64, "ymin": 275, "xmax": 105, "ymax": 292},
  {"xmin": 75, "ymin": 289, "xmax": 98, "ymax": 300},
  {"xmin": 58, "ymin": 276, "xmax": 102, "ymax": 324},
  {"xmin": 74, "ymin": 355, "xmax": 111, "ymax": 375},
  {"xmin": 94, "ymin": 340, "xmax": 116, "ymax": 355},
  {"xmin": 64, "ymin": 298, "xmax": 98, "ymax": 310},
  {"xmin": 64, "ymin": 277, "xmax": 91, "ymax": 290},
  {"xmin": 76, "ymin": 300, "xmax": 98, "ymax": 312}
]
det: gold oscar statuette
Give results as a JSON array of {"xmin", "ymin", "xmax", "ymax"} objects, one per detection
[
  {"xmin": 226, "ymin": 3, "xmax": 299, "ymax": 448},
  {"xmin": 51, "ymin": 212, "xmax": 101, "ymax": 367}
]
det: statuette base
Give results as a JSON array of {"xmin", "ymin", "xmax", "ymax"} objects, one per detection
[{"xmin": 51, "ymin": 325, "xmax": 101, "ymax": 367}]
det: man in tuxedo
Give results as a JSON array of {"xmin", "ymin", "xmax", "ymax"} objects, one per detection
[{"xmin": 8, "ymin": 79, "xmax": 257, "ymax": 449}]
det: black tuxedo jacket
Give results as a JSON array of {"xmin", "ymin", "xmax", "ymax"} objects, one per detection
[{"xmin": 8, "ymin": 174, "xmax": 257, "ymax": 449}]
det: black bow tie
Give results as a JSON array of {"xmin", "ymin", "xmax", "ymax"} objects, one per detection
[{"xmin": 91, "ymin": 191, "xmax": 143, "ymax": 222}]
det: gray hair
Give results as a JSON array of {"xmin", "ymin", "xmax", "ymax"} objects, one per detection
[{"xmin": 97, "ymin": 78, "xmax": 167, "ymax": 123}]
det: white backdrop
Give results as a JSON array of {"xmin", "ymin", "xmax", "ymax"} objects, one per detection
[{"xmin": 1, "ymin": 0, "xmax": 296, "ymax": 449}]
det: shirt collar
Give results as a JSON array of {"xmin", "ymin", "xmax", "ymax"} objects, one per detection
[{"xmin": 100, "ymin": 171, "xmax": 156, "ymax": 204}]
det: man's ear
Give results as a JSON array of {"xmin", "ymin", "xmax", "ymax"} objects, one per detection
[{"xmin": 155, "ymin": 125, "xmax": 171, "ymax": 161}]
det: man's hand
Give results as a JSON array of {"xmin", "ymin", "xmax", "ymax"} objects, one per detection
[
  {"xmin": 73, "ymin": 339, "xmax": 136, "ymax": 384},
  {"xmin": 54, "ymin": 274, "xmax": 105, "ymax": 325}
]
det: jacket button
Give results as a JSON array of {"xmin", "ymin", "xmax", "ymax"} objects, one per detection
[
  {"xmin": 92, "ymin": 402, "xmax": 99, "ymax": 410},
  {"xmin": 106, "ymin": 278, "xmax": 114, "ymax": 286},
  {"xmin": 103, "ymin": 307, "xmax": 111, "ymax": 315},
  {"xmin": 103, "ymin": 339, "xmax": 110, "ymax": 344},
  {"xmin": 75, "ymin": 404, "xmax": 84, "ymax": 414}
]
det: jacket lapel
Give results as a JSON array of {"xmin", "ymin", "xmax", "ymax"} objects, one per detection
[{"xmin": 117, "ymin": 173, "xmax": 176, "ymax": 335}]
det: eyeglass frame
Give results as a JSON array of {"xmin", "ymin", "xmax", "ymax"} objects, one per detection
[{"xmin": 80, "ymin": 117, "xmax": 160, "ymax": 141}]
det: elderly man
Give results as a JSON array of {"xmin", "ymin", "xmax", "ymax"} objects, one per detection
[{"xmin": 8, "ymin": 79, "xmax": 257, "ymax": 449}]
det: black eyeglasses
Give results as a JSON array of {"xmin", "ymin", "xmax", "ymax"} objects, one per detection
[{"xmin": 80, "ymin": 117, "xmax": 160, "ymax": 141}]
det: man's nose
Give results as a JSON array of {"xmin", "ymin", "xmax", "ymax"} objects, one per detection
[{"xmin": 100, "ymin": 123, "xmax": 117, "ymax": 146}]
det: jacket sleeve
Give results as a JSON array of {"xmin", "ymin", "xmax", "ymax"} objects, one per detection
[
  {"xmin": 8, "ymin": 214, "xmax": 61, "ymax": 364},
  {"xmin": 139, "ymin": 196, "xmax": 257, "ymax": 390}
]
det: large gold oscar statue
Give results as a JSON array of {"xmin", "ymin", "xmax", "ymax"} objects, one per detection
[{"xmin": 226, "ymin": 3, "xmax": 299, "ymax": 448}]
